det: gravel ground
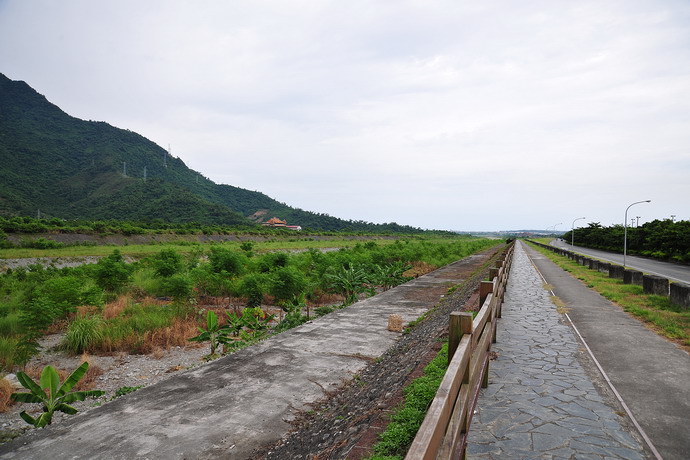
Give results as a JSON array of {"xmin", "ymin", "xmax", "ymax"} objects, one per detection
[{"xmin": 1, "ymin": 336, "xmax": 209, "ymax": 441}]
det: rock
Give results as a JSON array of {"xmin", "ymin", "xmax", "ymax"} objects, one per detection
[{"xmin": 3, "ymin": 374, "xmax": 23, "ymax": 390}]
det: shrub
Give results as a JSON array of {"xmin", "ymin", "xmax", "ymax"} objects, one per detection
[
  {"xmin": 258, "ymin": 252, "xmax": 289, "ymax": 272},
  {"xmin": 208, "ymin": 247, "xmax": 245, "ymax": 276},
  {"xmin": 152, "ymin": 249, "xmax": 183, "ymax": 277},
  {"xmin": 94, "ymin": 250, "xmax": 132, "ymax": 292},
  {"xmin": 162, "ymin": 274, "xmax": 193, "ymax": 301},
  {"xmin": 269, "ymin": 267, "xmax": 308, "ymax": 304},
  {"xmin": 238, "ymin": 273, "xmax": 267, "ymax": 307}
]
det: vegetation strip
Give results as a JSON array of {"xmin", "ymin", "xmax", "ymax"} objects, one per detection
[
  {"xmin": 1, "ymin": 237, "xmax": 497, "ymax": 372},
  {"xmin": 367, "ymin": 343, "xmax": 449, "ymax": 460},
  {"xmin": 527, "ymin": 241, "xmax": 690, "ymax": 348}
]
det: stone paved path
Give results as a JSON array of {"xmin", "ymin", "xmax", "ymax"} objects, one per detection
[{"xmin": 467, "ymin": 241, "xmax": 648, "ymax": 459}]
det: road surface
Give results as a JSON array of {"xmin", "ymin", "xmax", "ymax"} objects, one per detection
[{"xmin": 549, "ymin": 239, "xmax": 690, "ymax": 284}]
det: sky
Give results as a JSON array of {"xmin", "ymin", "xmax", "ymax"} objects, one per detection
[{"xmin": 1, "ymin": 0, "xmax": 689, "ymax": 231}]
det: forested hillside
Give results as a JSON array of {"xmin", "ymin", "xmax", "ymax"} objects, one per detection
[{"xmin": 0, "ymin": 73, "xmax": 425, "ymax": 233}]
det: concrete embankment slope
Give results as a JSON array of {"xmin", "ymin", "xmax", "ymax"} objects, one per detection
[{"xmin": 0, "ymin": 252, "xmax": 492, "ymax": 460}]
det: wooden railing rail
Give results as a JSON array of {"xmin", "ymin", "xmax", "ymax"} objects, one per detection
[{"xmin": 406, "ymin": 242, "xmax": 515, "ymax": 459}]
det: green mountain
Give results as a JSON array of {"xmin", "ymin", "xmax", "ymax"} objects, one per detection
[{"xmin": 0, "ymin": 73, "xmax": 422, "ymax": 232}]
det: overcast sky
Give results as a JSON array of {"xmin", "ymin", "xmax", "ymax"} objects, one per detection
[{"xmin": 1, "ymin": 0, "xmax": 689, "ymax": 231}]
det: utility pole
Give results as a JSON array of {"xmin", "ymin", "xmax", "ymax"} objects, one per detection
[
  {"xmin": 143, "ymin": 166, "xmax": 147, "ymax": 182},
  {"xmin": 37, "ymin": 209, "xmax": 41, "ymax": 219},
  {"xmin": 123, "ymin": 162, "xmax": 127, "ymax": 177},
  {"xmin": 630, "ymin": 218, "xmax": 635, "ymax": 227},
  {"xmin": 636, "ymin": 216, "xmax": 640, "ymax": 227},
  {"xmin": 671, "ymin": 215, "xmax": 676, "ymax": 222}
]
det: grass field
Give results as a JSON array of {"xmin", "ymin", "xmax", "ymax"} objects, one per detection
[{"xmin": 527, "ymin": 241, "xmax": 690, "ymax": 349}]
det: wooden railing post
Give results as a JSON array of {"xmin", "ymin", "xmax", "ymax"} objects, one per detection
[
  {"xmin": 479, "ymin": 281, "xmax": 493, "ymax": 307},
  {"xmin": 489, "ymin": 267, "xmax": 498, "ymax": 280},
  {"xmin": 449, "ymin": 312, "xmax": 473, "ymax": 366}
]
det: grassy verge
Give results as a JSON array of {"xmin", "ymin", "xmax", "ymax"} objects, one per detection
[
  {"xmin": 527, "ymin": 241, "xmax": 690, "ymax": 348},
  {"xmin": 368, "ymin": 343, "xmax": 449, "ymax": 460}
]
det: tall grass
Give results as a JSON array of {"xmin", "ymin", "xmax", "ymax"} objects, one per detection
[
  {"xmin": 63, "ymin": 315, "xmax": 105, "ymax": 354},
  {"xmin": 0, "ymin": 336, "xmax": 19, "ymax": 370},
  {"xmin": 0, "ymin": 312, "xmax": 21, "ymax": 336}
]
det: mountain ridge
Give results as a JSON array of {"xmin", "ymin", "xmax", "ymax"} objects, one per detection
[{"xmin": 0, "ymin": 73, "xmax": 424, "ymax": 233}]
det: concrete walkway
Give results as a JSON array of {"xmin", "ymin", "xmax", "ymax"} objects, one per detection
[
  {"xmin": 467, "ymin": 241, "xmax": 648, "ymax": 459},
  {"xmin": 528, "ymin": 241, "xmax": 690, "ymax": 459},
  {"xmin": 0, "ymin": 253, "xmax": 488, "ymax": 460}
]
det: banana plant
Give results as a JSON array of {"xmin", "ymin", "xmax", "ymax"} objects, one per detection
[
  {"xmin": 325, "ymin": 266, "xmax": 370, "ymax": 305},
  {"xmin": 11, "ymin": 362, "xmax": 105, "ymax": 428},
  {"xmin": 189, "ymin": 310, "xmax": 230, "ymax": 357}
]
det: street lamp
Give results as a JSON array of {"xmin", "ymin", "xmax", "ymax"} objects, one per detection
[
  {"xmin": 553, "ymin": 223, "xmax": 562, "ymax": 239},
  {"xmin": 624, "ymin": 200, "xmax": 651, "ymax": 267},
  {"xmin": 571, "ymin": 217, "xmax": 586, "ymax": 247}
]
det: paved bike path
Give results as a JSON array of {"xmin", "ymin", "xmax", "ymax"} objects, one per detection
[
  {"xmin": 468, "ymin": 241, "xmax": 648, "ymax": 459},
  {"xmin": 527, "ymin": 241, "xmax": 690, "ymax": 459}
]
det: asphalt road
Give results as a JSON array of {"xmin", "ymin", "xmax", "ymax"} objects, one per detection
[{"xmin": 550, "ymin": 239, "xmax": 690, "ymax": 284}]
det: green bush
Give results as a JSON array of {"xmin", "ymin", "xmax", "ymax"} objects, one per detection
[
  {"xmin": 162, "ymin": 274, "xmax": 193, "ymax": 301},
  {"xmin": 152, "ymin": 249, "xmax": 183, "ymax": 277},
  {"xmin": 258, "ymin": 252, "xmax": 289, "ymax": 272},
  {"xmin": 269, "ymin": 267, "xmax": 308, "ymax": 304},
  {"xmin": 94, "ymin": 250, "xmax": 132, "ymax": 292},
  {"xmin": 208, "ymin": 247, "xmax": 245, "ymax": 276},
  {"xmin": 239, "ymin": 273, "xmax": 267, "ymax": 307}
]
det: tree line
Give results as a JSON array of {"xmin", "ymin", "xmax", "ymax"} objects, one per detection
[{"xmin": 562, "ymin": 219, "xmax": 690, "ymax": 263}]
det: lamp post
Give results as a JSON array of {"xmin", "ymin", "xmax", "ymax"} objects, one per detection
[
  {"xmin": 624, "ymin": 200, "xmax": 651, "ymax": 267},
  {"xmin": 553, "ymin": 223, "xmax": 562, "ymax": 239},
  {"xmin": 571, "ymin": 217, "xmax": 585, "ymax": 247}
]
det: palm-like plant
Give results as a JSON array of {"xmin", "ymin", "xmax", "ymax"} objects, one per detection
[
  {"xmin": 326, "ymin": 266, "xmax": 370, "ymax": 305},
  {"xmin": 11, "ymin": 362, "xmax": 105, "ymax": 428},
  {"xmin": 189, "ymin": 310, "xmax": 230, "ymax": 357}
]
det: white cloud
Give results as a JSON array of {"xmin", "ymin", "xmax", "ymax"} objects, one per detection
[{"xmin": 1, "ymin": 0, "xmax": 689, "ymax": 230}]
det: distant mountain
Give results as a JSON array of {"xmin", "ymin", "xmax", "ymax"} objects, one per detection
[{"xmin": 0, "ymin": 73, "xmax": 423, "ymax": 232}]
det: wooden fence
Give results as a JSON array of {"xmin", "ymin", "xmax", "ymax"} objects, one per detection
[{"xmin": 405, "ymin": 242, "xmax": 515, "ymax": 459}]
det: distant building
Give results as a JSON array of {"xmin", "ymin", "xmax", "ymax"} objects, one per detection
[
  {"xmin": 263, "ymin": 217, "xmax": 287, "ymax": 227},
  {"xmin": 262, "ymin": 217, "xmax": 301, "ymax": 230}
]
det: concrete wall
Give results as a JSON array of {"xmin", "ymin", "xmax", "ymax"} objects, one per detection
[
  {"xmin": 643, "ymin": 274, "xmax": 670, "ymax": 296},
  {"xmin": 670, "ymin": 283, "xmax": 690, "ymax": 310}
]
